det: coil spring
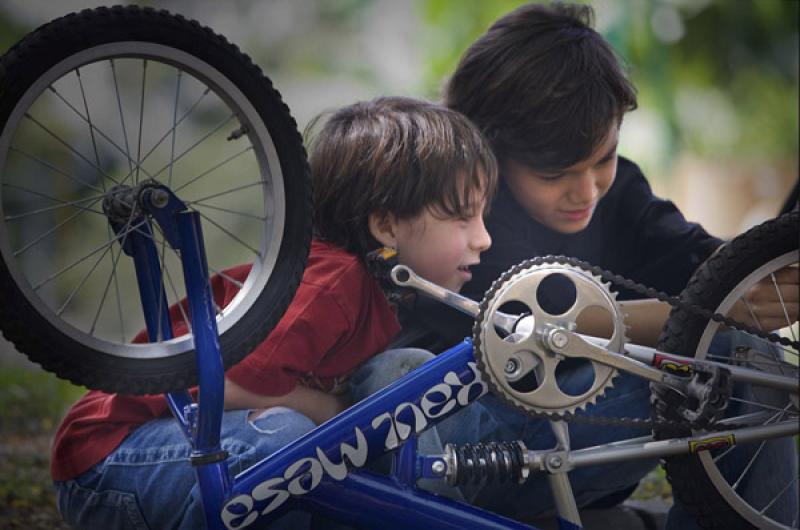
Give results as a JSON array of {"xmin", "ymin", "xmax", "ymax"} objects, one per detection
[{"xmin": 444, "ymin": 440, "xmax": 528, "ymax": 487}]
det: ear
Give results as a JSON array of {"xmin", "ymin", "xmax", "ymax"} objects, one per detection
[{"xmin": 368, "ymin": 211, "xmax": 398, "ymax": 248}]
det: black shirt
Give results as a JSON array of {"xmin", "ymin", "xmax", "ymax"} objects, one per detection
[{"xmin": 394, "ymin": 156, "xmax": 723, "ymax": 350}]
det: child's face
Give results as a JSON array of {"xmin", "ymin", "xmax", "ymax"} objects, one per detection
[
  {"xmin": 503, "ymin": 126, "xmax": 619, "ymax": 234},
  {"xmin": 371, "ymin": 188, "xmax": 491, "ymax": 292}
]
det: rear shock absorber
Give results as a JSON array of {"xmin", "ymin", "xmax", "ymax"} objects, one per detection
[{"xmin": 443, "ymin": 441, "xmax": 529, "ymax": 487}]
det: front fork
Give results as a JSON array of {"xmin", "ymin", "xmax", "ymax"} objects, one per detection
[{"xmin": 105, "ymin": 182, "xmax": 230, "ymax": 530}]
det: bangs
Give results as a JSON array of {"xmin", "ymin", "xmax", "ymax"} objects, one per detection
[{"xmin": 429, "ymin": 160, "xmax": 495, "ymax": 220}]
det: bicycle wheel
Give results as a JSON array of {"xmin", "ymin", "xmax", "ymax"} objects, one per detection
[
  {"xmin": 654, "ymin": 211, "xmax": 799, "ymax": 529},
  {"xmin": 0, "ymin": 6, "xmax": 311, "ymax": 394}
]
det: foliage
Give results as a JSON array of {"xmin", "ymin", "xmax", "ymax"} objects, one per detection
[
  {"xmin": 0, "ymin": 363, "xmax": 85, "ymax": 435},
  {"xmin": 0, "ymin": 363, "xmax": 82, "ymax": 529},
  {"xmin": 417, "ymin": 0, "xmax": 799, "ymax": 172}
]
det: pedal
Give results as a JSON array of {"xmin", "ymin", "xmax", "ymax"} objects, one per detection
[
  {"xmin": 365, "ymin": 247, "xmax": 414, "ymax": 303},
  {"xmin": 681, "ymin": 365, "xmax": 733, "ymax": 429}
]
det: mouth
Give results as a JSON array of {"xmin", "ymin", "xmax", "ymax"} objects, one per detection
[
  {"xmin": 559, "ymin": 206, "xmax": 593, "ymax": 221},
  {"xmin": 458, "ymin": 264, "xmax": 476, "ymax": 278}
]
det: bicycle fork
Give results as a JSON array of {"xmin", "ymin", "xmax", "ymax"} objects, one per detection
[{"xmin": 105, "ymin": 182, "xmax": 230, "ymax": 530}]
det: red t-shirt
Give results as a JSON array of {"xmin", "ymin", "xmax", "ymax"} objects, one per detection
[{"xmin": 51, "ymin": 240, "xmax": 400, "ymax": 481}]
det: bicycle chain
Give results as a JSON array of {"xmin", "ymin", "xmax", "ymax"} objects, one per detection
[{"xmin": 473, "ymin": 255, "xmax": 799, "ymax": 432}]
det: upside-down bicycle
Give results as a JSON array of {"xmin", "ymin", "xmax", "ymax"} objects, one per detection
[{"xmin": 0, "ymin": 6, "xmax": 797, "ymax": 530}]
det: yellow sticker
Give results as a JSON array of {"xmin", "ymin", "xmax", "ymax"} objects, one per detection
[{"xmin": 689, "ymin": 434, "xmax": 735, "ymax": 453}]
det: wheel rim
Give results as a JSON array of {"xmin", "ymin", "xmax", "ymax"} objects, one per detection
[
  {"xmin": 0, "ymin": 42, "xmax": 286, "ymax": 359},
  {"xmin": 693, "ymin": 251, "xmax": 799, "ymax": 529}
]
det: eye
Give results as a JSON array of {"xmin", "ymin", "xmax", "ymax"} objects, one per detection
[
  {"xmin": 456, "ymin": 214, "xmax": 474, "ymax": 224},
  {"xmin": 597, "ymin": 150, "xmax": 618, "ymax": 166},
  {"xmin": 538, "ymin": 172, "xmax": 564, "ymax": 181}
]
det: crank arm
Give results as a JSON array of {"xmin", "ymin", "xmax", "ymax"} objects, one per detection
[
  {"xmin": 391, "ymin": 264, "xmax": 518, "ymax": 334},
  {"xmin": 544, "ymin": 327, "xmax": 679, "ymax": 385}
]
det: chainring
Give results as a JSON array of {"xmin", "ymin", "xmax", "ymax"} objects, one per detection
[{"xmin": 473, "ymin": 258, "xmax": 627, "ymax": 418}]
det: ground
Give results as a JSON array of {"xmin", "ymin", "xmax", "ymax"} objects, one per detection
[{"xmin": 0, "ymin": 361, "xmax": 79, "ymax": 530}]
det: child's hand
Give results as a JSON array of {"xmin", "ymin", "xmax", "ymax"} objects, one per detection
[{"xmin": 727, "ymin": 265, "xmax": 798, "ymax": 331}]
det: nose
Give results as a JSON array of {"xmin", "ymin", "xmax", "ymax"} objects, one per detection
[
  {"xmin": 568, "ymin": 170, "xmax": 599, "ymax": 206},
  {"xmin": 470, "ymin": 216, "xmax": 492, "ymax": 252}
]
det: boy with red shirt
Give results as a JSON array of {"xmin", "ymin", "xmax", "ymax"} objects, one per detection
[{"xmin": 51, "ymin": 96, "xmax": 497, "ymax": 530}]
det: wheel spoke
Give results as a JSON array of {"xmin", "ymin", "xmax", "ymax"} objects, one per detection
[
  {"xmin": 714, "ymin": 407, "xmax": 793, "ymax": 465},
  {"xmin": 89, "ymin": 241, "xmax": 125, "ymax": 336},
  {"xmin": 135, "ymin": 59, "xmax": 147, "ymax": 184},
  {"xmin": 189, "ymin": 180, "xmax": 267, "ymax": 204},
  {"xmin": 110, "ymin": 59, "xmax": 134, "ymax": 178},
  {"xmin": 13, "ymin": 195, "xmax": 105, "ymax": 257},
  {"xmin": 727, "ymin": 396, "xmax": 796, "ymax": 414},
  {"xmin": 57, "ymin": 238, "xmax": 113, "ymax": 316},
  {"xmin": 32, "ymin": 217, "xmax": 146, "ymax": 291},
  {"xmin": 94, "ymin": 204, "xmax": 142, "ymax": 341},
  {"xmin": 3, "ymin": 184, "xmax": 104, "ymax": 220},
  {"xmin": 194, "ymin": 209, "xmax": 260, "ymax": 257},
  {"xmin": 162, "ymin": 261, "xmax": 192, "ymax": 334},
  {"xmin": 730, "ymin": 439, "xmax": 766, "ymax": 491},
  {"xmin": 151, "ymin": 114, "xmax": 236, "ymax": 181},
  {"xmin": 173, "ymin": 145, "xmax": 254, "ymax": 194},
  {"xmin": 741, "ymin": 296, "xmax": 764, "ymax": 332},
  {"xmin": 150, "ymin": 223, "xmax": 193, "ymax": 334},
  {"xmin": 47, "ymin": 83, "xmax": 154, "ymax": 184},
  {"xmin": 9, "ymin": 146, "xmax": 105, "ymax": 194},
  {"xmin": 155, "ymin": 227, "xmax": 169, "ymax": 342},
  {"xmin": 759, "ymin": 475, "xmax": 798, "ymax": 516},
  {"xmin": 23, "ymin": 113, "xmax": 119, "ymax": 186},
  {"xmin": 168, "ymin": 70, "xmax": 182, "ymax": 189},
  {"xmin": 131, "ymin": 87, "xmax": 211, "ymax": 182},
  {"xmin": 207, "ymin": 265, "xmax": 244, "ymax": 290},
  {"xmin": 187, "ymin": 200, "xmax": 266, "ymax": 221},
  {"xmin": 770, "ymin": 272, "xmax": 797, "ymax": 342},
  {"xmin": 75, "ymin": 68, "xmax": 105, "ymax": 191}
]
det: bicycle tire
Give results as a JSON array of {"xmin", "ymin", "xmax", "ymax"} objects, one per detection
[
  {"xmin": 653, "ymin": 211, "xmax": 799, "ymax": 529},
  {"xmin": 0, "ymin": 6, "xmax": 311, "ymax": 394}
]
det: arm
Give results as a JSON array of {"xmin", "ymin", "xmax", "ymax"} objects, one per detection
[
  {"xmin": 576, "ymin": 298, "xmax": 670, "ymax": 347},
  {"xmin": 616, "ymin": 159, "xmax": 723, "ymax": 296},
  {"xmin": 224, "ymin": 377, "xmax": 349, "ymax": 425},
  {"xmin": 727, "ymin": 265, "xmax": 798, "ymax": 331}
]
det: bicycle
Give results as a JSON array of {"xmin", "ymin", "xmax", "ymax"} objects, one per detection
[{"xmin": 0, "ymin": 6, "xmax": 797, "ymax": 530}]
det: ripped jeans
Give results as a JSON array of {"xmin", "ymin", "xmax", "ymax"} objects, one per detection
[{"xmin": 54, "ymin": 407, "xmax": 316, "ymax": 530}]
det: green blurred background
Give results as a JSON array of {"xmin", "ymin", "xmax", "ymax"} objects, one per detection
[
  {"xmin": 0, "ymin": 0, "xmax": 796, "ymax": 527},
  {"xmin": 2, "ymin": 0, "xmax": 796, "ymax": 238}
]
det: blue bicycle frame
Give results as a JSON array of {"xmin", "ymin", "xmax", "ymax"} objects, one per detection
[
  {"xmin": 121, "ymin": 185, "xmax": 544, "ymax": 530},
  {"xmin": 116, "ymin": 184, "xmax": 799, "ymax": 530}
]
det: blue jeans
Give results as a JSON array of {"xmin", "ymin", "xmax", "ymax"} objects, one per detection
[
  {"xmin": 350, "ymin": 335, "xmax": 797, "ymax": 529},
  {"xmin": 665, "ymin": 331, "xmax": 798, "ymax": 528},
  {"xmin": 55, "ymin": 407, "xmax": 316, "ymax": 530},
  {"xmin": 349, "ymin": 348, "xmax": 654, "ymax": 516}
]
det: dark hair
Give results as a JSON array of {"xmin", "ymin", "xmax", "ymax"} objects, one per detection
[
  {"xmin": 444, "ymin": 2, "xmax": 637, "ymax": 172},
  {"xmin": 309, "ymin": 96, "xmax": 497, "ymax": 258}
]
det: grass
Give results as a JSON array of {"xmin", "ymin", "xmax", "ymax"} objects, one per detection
[
  {"xmin": 630, "ymin": 465, "xmax": 673, "ymax": 502},
  {"xmin": 0, "ymin": 362, "xmax": 85, "ymax": 530}
]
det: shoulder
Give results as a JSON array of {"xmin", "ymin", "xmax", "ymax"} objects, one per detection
[
  {"xmin": 301, "ymin": 240, "xmax": 387, "ymax": 317},
  {"xmin": 607, "ymin": 156, "xmax": 652, "ymax": 199},
  {"xmin": 596, "ymin": 156, "xmax": 660, "ymax": 218},
  {"xmin": 304, "ymin": 240, "xmax": 368, "ymax": 288}
]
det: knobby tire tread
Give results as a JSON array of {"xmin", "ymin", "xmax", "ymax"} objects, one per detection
[
  {"xmin": 652, "ymin": 211, "xmax": 798, "ymax": 530},
  {"xmin": 0, "ymin": 6, "xmax": 312, "ymax": 394}
]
